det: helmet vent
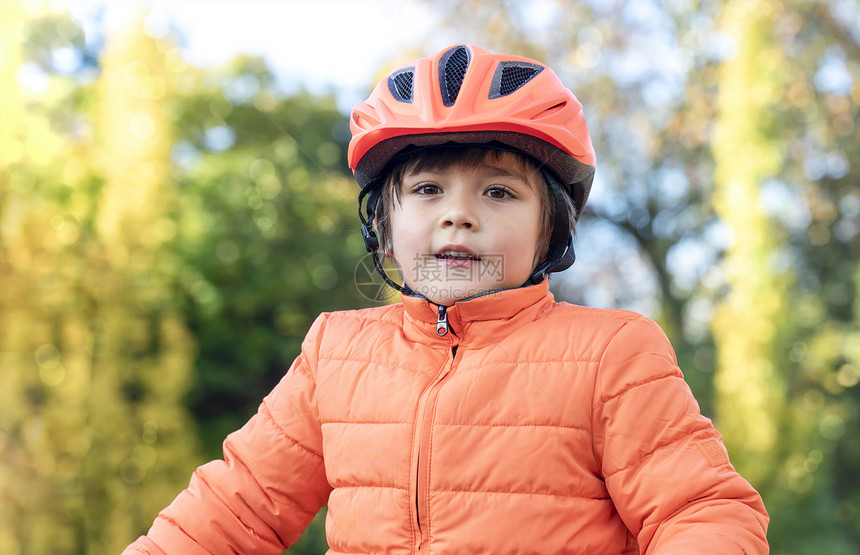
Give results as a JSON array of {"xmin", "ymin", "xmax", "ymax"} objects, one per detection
[
  {"xmin": 388, "ymin": 67, "xmax": 415, "ymax": 103},
  {"xmin": 439, "ymin": 45, "xmax": 471, "ymax": 106},
  {"xmin": 489, "ymin": 61, "xmax": 544, "ymax": 99}
]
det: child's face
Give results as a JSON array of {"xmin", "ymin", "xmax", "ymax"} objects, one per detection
[{"xmin": 388, "ymin": 157, "xmax": 544, "ymax": 305}]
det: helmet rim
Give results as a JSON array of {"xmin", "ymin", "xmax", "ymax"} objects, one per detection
[{"xmin": 353, "ymin": 129, "xmax": 593, "ymax": 220}]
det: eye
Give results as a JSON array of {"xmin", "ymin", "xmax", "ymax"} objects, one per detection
[
  {"xmin": 485, "ymin": 186, "xmax": 515, "ymax": 200},
  {"xmin": 413, "ymin": 183, "xmax": 441, "ymax": 196}
]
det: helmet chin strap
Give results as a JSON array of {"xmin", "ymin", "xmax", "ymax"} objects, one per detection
[
  {"xmin": 358, "ymin": 183, "xmax": 380, "ymax": 250},
  {"xmin": 524, "ymin": 170, "xmax": 576, "ymax": 285},
  {"xmin": 358, "ymin": 183, "xmax": 416, "ymax": 296},
  {"xmin": 525, "ymin": 237, "xmax": 575, "ymax": 285}
]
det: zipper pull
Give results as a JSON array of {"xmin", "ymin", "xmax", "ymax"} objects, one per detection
[{"xmin": 436, "ymin": 305, "xmax": 449, "ymax": 336}]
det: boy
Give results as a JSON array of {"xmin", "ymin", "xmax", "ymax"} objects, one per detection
[{"xmin": 125, "ymin": 44, "xmax": 768, "ymax": 554}]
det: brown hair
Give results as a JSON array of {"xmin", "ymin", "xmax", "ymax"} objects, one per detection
[{"xmin": 373, "ymin": 145, "xmax": 574, "ymax": 261}]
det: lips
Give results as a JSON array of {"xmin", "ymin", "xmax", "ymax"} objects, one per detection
[{"xmin": 435, "ymin": 245, "xmax": 481, "ymax": 261}]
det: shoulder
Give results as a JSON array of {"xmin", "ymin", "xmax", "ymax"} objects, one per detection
[
  {"xmin": 292, "ymin": 304, "xmax": 407, "ymax": 370},
  {"xmin": 301, "ymin": 303, "xmax": 406, "ymax": 351},
  {"xmin": 315, "ymin": 303, "xmax": 405, "ymax": 329},
  {"xmin": 542, "ymin": 301, "xmax": 671, "ymax": 356},
  {"xmin": 550, "ymin": 304, "xmax": 684, "ymax": 400},
  {"xmin": 548, "ymin": 300, "xmax": 655, "ymax": 326}
]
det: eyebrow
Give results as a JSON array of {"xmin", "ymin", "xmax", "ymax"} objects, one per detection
[{"xmin": 406, "ymin": 164, "xmax": 528, "ymax": 182}]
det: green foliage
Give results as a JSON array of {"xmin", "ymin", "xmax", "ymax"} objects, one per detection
[
  {"xmin": 2, "ymin": 0, "xmax": 858, "ymax": 553},
  {"xmin": 712, "ymin": 0, "xmax": 788, "ymax": 490},
  {"xmin": 170, "ymin": 64, "xmax": 367, "ymax": 456},
  {"xmin": 0, "ymin": 4, "xmax": 366, "ymax": 553},
  {"xmin": 1, "ymin": 6, "xmax": 204, "ymax": 552}
]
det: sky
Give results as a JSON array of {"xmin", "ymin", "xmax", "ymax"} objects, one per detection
[{"xmin": 54, "ymin": 0, "xmax": 450, "ymax": 112}]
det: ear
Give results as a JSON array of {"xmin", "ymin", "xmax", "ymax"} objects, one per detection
[{"xmin": 381, "ymin": 238, "xmax": 394, "ymax": 258}]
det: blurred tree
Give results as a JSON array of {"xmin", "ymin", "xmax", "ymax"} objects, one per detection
[
  {"xmin": 165, "ymin": 53, "xmax": 365, "ymax": 555},
  {"xmin": 168, "ymin": 55, "xmax": 366, "ymax": 459},
  {"xmin": 1, "ymin": 3, "xmax": 363, "ymax": 553},
  {"xmin": 86, "ymin": 10, "xmax": 203, "ymax": 550},
  {"xmin": 755, "ymin": 0, "xmax": 860, "ymax": 551},
  {"xmin": 0, "ymin": 4, "xmax": 201, "ymax": 553},
  {"xmin": 711, "ymin": 0, "xmax": 788, "ymax": 490}
]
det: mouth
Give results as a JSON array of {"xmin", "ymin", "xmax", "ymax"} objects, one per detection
[{"xmin": 435, "ymin": 247, "xmax": 481, "ymax": 261}]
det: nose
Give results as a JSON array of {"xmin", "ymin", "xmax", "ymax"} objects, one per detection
[{"xmin": 440, "ymin": 191, "xmax": 479, "ymax": 230}]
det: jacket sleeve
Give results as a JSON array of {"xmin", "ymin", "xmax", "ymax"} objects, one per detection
[
  {"xmin": 592, "ymin": 315, "xmax": 768, "ymax": 554},
  {"xmin": 123, "ymin": 315, "xmax": 333, "ymax": 554}
]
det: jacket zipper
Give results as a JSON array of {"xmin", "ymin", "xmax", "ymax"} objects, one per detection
[
  {"xmin": 436, "ymin": 304, "xmax": 449, "ymax": 336},
  {"xmin": 414, "ymin": 305, "xmax": 457, "ymax": 550}
]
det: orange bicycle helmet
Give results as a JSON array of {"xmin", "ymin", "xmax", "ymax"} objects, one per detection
[{"xmin": 349, "ymin": 44, "xmax": 596, "ymax": 288}]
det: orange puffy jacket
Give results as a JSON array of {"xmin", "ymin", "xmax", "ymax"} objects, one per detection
[{"xmin": 125, "ymin": 280, "xmax": 768, "ymax": 554}]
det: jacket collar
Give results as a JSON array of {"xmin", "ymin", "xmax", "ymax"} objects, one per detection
[{"xmin": 399, "ymin": 279, "xmax": 555, "ymax": 349}]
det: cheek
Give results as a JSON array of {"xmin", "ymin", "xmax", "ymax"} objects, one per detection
[
  {"xmin": 504, "ymin": 207, "xmax": 543, "ymax": 246},
  {"xmin": 491, "ymin": 224, "xmax": 538, "ymax": 268},
  {"xmin": 509, "ymin": 207, "xmax": 545, "ymax": 268},
  {"xmin": 389, "ymin": 211, "xmax": 425, "ymax": 259}
]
